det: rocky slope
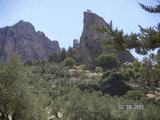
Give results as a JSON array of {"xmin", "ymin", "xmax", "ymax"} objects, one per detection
[
  {"xmin": 0, "ymin": 20, "xmax": 60, "ymax": 62},
  {"xmin": 79, "ymin": 11, "xmax": 135, "ymax": 69}
]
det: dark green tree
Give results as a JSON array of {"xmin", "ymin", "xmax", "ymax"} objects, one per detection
[
  {"xmin": 0, "ymin": 54, "xmax": 47, "ymax": 120},
  {"xmin": 67, "ymin": 46, "xmax": 75, "ymax": 59},
  {"xmin": 139, "ymin": 0, "xmax": 160, "ymax": 13},
  {"xmin": 48, "ymin": 52, "xmax": 62, "ymax": 63},
  {"xmin": 63, "ymin": 57, "xmax": 75, "ymax": 67},
  {"xmin": 61, "ymin": 47, "xmax": 67, "ymax": 61},
  {"xmin": 97, "ymin": 1, "xmax": 160, "ymax": 55},
  {"xmin": 96, "ymin": 54, "xmax": 120, "ymax": 71}
]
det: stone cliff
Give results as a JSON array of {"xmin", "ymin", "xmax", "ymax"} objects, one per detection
[
  {"xmin": 0, "ymin": 20, "xmax": 60, "ymax": 62},
  {"xmin": 79, "ymin": 11, "xmax": 135, "ymax": 69}
]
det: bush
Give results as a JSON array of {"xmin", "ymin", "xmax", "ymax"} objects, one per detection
[
  {"xmin": 78, "ymin": 65, "xmax": 87, "ymax": 70},
  {"xmin": 96, "ymin": 54, "xmax": 120, "ymax": 71},
  {"xmin": 124, "ymin": 90, "xmax": 144, "ymax": 100},
  {"xmin": 95, "ymin": 67, "xmax": 103, "ymax": 73},
  {"xmin": 61, "ymin": 47, "xmax": 67, "ymax": 61},
  {"xmin": 48, "ymin": 52, "xmax": 62, "ymax": 63},
  {"xmin": 63, "ymin": 57, "xmax": 75, "ymax": 67},
  {"xmin": 50, "ymin": 88, "xmax": 160, "ymax": 120},
  {"xmin": 60, "ymin": 90, "xmax": 114, "ymax": 120},
  {"xmin": 100, "ymin": 73, "xmax": 130, "ymax": 96},
  {"xmin": 34, "ymin": 59, "xmax": 45, "ymax": 65},
  {"xmin": 0, "ymin": 55, "xmax": 47, "ymax": 120},
  {"xmin": 78, "ymin": 83, "xmax": 100, "ymax": 92},
  {"xmin": 102, "ymin": 71, "xmax": 112, "ymax": 78},
  {"xmin": 24, "ymin": 60, "xmax": 33, "ymax": 66}
]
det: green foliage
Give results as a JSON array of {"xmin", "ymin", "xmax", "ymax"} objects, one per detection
[
  {"xmin": 120, "ymin": 61, "xmax": 141, "ymax": 82},
  {"xmin": 4, "ymin": 55, "xmax": 158, "ymax": 120},
  {"xmin": 95, "ymin": 67, "xmax": 102, "ymax": 73},
  {"xmin": 139, "ymin": 1, "xmax": 160, "ymax": 13},
  {"xmin": 63, "ymin": 57, "xmax": 75, "ymax": 67},
  {"xmin": 48, "ymin": 52, "xmax": 62, "ymax": 63},
  {"xmin": 96, "ymin": 21, "xmax": 127, "ymax": 53},
  {"xmin": 97, "ymin": 9, "xmax": 160, "ymax": 55},
  {"xmin": 78, "ymin": 83, "xmax": 100, "ymax": 92},
  {"xmin": 0, "ymin": 54, "xmax": 47, "ymax": 120},
  {"xmin": 77, "ymin": 64, "xmax": 87, "ymax": 70},
  {"xmin": 132, "ymin": 1, "xmax": 160, "ymax": 53},
  {"xmin": 96, "ymin": 54, "xmax": 120, "ymax": 71},
  {"xmin": 99, "ymin": 24, "xmax": 160, "ymax": 55},
  {"xmin": 136, "ymin": 26, "xmax": 160, "ymax": 54},
  {"xmin": 67, "ymin": 46, "xmax": 75, "ymax": 58},
  {"xmin": 120, "ymin": 57, "xmax": 160, "ymax": 92},
  {"xmin": 139, "ymin": 58, "xmax": 154, "ymax": 90},
  {"xmin": 61, "ymin": 47, "xmax": 67, "ymax": 61},
  {"xmin": 34, "ymin": 59, "xmax": 45, "ymax": 65},
  {"xmin": 62, "ymin": 91, "xmax": 113, "ymax": 120},
  {"xmin": 102, "ymin": 71, "xmax": 112, "ymax": 78},
  {"xmin": 100, "ymin": 72, "xmax": 130, "ymax": 96},
  {"xmin": 50, "ymin": 88, "xmax": 160, "ymax": 120},
  {"xmin": 124, "ymin": 90, "xmax": 144, "ymax": 100},
  {"xmin": 2, "ymin": 53, "xmax": 160, "ymax": 120},
  {"xmin": 24, "ymin": 60, "xmax": 34, "ymax": 66}
]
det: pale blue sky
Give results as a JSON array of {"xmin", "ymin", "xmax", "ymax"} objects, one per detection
[{"xmin": 0, "ymin": 0, "xmax": 159, "ymax": 49}]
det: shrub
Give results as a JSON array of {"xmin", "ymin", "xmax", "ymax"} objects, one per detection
[
  {"xmin": 48, "ymin": 52, "xmax": 62, "ymax": 63},
  {"xmin": 124, "ymin": 90, "xmax": 144, "ymax": 100},
  {"xmin": 61, "ymin": 90, "xmax": 114, "ymax": 120},
  {"xmin": 78, "ymin": 64, "xmax": 87, "ymax": 70},
  {"xmin": 102, "ymin": 71, "xmax": 112, "ymax": 78},
  {"xmin": 61, "ymin": 47, "xmax": 67, "ymax": 61},
  {"xmin": 67, "ymin": 47, "xmax": 75, "ymax": 58},
  {"xmin": 96, "ymin": 54, "xmax": 120, "ymax": 71},
  {"xmin": 63, "ymin": 57, "xmax": 75, "ymax": 67},
  {"xmin": 100, "ymin": 73, "xmax": 130, "ymax": 96},
  {"xmin": 31, "ymin": 60, "xmax": 46, "ymax": 66},
  {"xmin": 95, "ymin": 67, "xmax": 103, "ymax": 73},
  {"xmin": 24, "ymin": 60, "xmax": 33, "ymax": 66},
  {"xmin": 0, "ymin": 55, "xmax": 47, "ymax": 120},
  {"xmin": 78, "ymin": 83, "xmax": 100, "ymax": 92}
]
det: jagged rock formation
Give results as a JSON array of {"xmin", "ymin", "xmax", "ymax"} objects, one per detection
[
  {"xmin": 73, "ymin": 39, "xmax": 79, "ymax": 49},
  {"xmin": 79, "ymin": 11, "xmax": 135, "ymax": 69},
  {"xmin": 117, "ymin": 50, "xmax": 135, "ymax": 63},
  {"xmin": 0, "ymin": 20, "xmax": 60, "ymax": 62}
]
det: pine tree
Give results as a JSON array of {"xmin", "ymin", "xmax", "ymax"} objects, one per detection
[
  {"xmin": 136, "ymin": 0, "xmax": 160, "ymax": 53},
  {"xmin": 139, "ymin": 0, "xmax": 160, "ymax": 13},
  {"xmin": 61, "ymin": 47, "xmax": 67, "ymax": 61},
  {"xmin": 99, "ymin": 1, "xmax": 160, "ymax": 55}
]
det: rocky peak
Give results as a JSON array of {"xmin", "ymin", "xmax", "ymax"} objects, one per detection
[
  {"xmin": 0, "ymin": 21, "xmax": 60, "ymax": 62},
  {"xmin": 79, "ymin": 11, "xmax": 135, "ymax": 69},
  {"xmin": 73, "ymin": 39, "xmax": 79, "ymax": 48},
  {"xmin": 83, "ymin": 11, "xmax": 108, "ymax": 28},
  {"xmin": 36, "ymin": 31, "xmax": 45, "ymax": 36},
  {"xmin": 12, "ymin": 20, "xmax": 36, "ymax": 36},
  {"xmin": 81, "ymin": 11, "xmax": 111, "ymax": 42}
]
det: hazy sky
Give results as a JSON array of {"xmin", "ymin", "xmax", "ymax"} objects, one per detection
[{"xmin": 0, "ymin": 0, "xmax": 159, "ymax": 49}]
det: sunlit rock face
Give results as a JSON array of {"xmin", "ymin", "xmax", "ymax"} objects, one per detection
[
  {"xmin": 0, "ymin": 20, "xmax": 60, "ymax": 62},
  {"xmin": 79, "ymin": 11, "xmax": 135, "ymax": 69}
]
